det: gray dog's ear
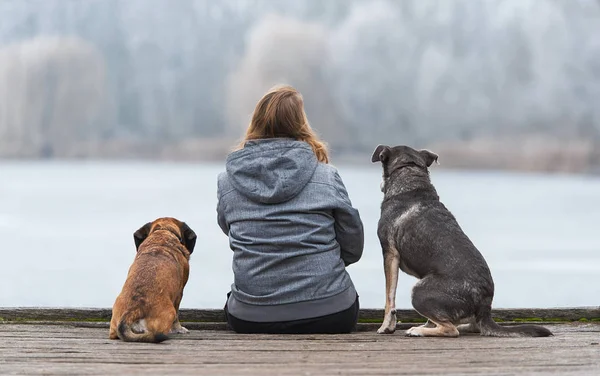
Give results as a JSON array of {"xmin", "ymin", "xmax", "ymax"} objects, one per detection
[
  {"xmin": 180, "ymin": 222, "xmax": 197, "ymax": 254},
  {"xmin": 371, "ymin": 144, "xmax": 391, "ymax": 163},
  {"xmin": 133, "ymin": 222, "xmax": 152, "ymax": 251},
  {"xmin": 419, "ymin": 149, "xmax": 439, "ymax": 167}
]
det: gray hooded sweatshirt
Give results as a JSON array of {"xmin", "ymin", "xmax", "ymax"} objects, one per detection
[{"xmin": 217, "ymin": 138, "xmax": 364, "ymax": 322}]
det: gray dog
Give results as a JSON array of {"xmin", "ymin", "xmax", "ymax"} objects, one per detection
[{"xmin": 371, "ymin": 144, "xmax": 552, "ymax": 338}]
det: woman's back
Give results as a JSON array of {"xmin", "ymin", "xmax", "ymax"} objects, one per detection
[{"xmin": 218, "ymin": 138, "xmax": 363, "ymax": 322}]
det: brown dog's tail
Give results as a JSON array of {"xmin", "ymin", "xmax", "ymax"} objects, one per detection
[
  {"xmin": 478, "ymin": 311, "xmax": 553, "ymax": 337},
  {"xmin": 117, "ymin": 312, "xmax": 169, "ymax": 343}
]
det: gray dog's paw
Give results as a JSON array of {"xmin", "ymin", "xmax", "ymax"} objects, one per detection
[
  {"xmin": 405, "ymin": 327, "xmax": 425, "ymax": 337},
  {"xmin": 170, "ymin": 326, "xmax": 189, "ymax": 335},
  {"xmin": 377, "ymin": 324, "xmax": 396, "ymax": 334},
  {"xmin": 377, "ymin": 311, "xmax": 398, "ymax": 334}
]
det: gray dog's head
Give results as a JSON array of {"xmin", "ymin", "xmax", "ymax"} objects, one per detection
[{"xmin": 371, "ymin": 144, "xmax": 439, "ymax": 192}]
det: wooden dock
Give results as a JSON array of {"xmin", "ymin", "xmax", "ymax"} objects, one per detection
[{"xmin": 1, "ymin": 308, "xmax": 599, "ymax": 375}]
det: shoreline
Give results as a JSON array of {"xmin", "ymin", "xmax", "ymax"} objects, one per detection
[{"xmin": 1, "ymin": 137, "xmax": 599, "ymax": 175}]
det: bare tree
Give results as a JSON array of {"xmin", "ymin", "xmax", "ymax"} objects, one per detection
[
  {"xmin": 225, "ymin": 13, "xmax": 346, "ymax": 147},
  {"xmin": 0, "ymin": 37, "xmax": 108, "ymax": 157}
]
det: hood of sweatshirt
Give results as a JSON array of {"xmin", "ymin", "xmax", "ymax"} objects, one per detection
[{"xmin": 225, "ymin": 138, "xmax": 318, "ymax": 204}]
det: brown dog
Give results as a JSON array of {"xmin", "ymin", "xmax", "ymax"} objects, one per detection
[{"xmin": 109, "ymin": 217, "xmax": 196, "ymax": 343}]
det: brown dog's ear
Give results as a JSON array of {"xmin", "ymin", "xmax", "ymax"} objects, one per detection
[
  {"xmin": 133, "ymin": 222, "xmax": 152, "ymax": 251},
  {"xmin": 419, "ymin": 149, "xmax": 439, "ymax": 167},
  {"xmin": 371, "ymin": 144, "xmax": 391, "ymax": 163},
  {"xmin": 181, "ymin": 222, "xmax": 197, "ymax": 254}
]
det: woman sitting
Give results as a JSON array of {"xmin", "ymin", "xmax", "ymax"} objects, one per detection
[{"xmin": 217, "ymin": 85, "xmax": 364, "ymax": 334}]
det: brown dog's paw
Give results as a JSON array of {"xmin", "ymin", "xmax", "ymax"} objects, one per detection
[
  {"xmin": 170, "ymin": 326, "xmax": 189, "ymax": 335},
  {"xmin": 109, "ymin": 329, "xmax": 119, "ymax": 340}
]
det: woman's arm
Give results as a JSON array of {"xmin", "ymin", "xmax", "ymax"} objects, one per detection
[
  {"xmin": 332, "ymin": 171, "xmax": 364, "ymax": 266},
  {"xmin": 217, "ymin": 199, "xmax": 229, "ymax": 235},
  {"xmin": 217, "ymin": 173, "xmax": 229, "ymax": 235}
]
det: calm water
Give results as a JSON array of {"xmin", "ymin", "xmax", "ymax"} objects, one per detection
[{"xmin": 0, "ymin": 161, "xmax": 599, "ymax": 309}]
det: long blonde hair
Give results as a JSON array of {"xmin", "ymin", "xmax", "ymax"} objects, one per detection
[{"xmin": 237, "ymin": 85, "xmax": 329, "ymax": 163}]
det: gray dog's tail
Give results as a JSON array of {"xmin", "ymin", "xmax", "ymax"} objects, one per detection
[{"xmin": 478, "ymin": 312, "xmax": 553, "ymax": 337}]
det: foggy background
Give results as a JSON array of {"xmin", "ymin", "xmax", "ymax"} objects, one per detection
[
  {"xmin": 2, "ymin": 0, "xmax": 600, "ymax": 310},
  {"xmin": 1, "ymin": 0, "xmax": 600, "ymax": 173}
]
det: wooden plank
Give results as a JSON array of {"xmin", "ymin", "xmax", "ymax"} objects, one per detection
[
  {"xmin": 1, "ymin": 307, "xmax": 599, "ymax": 324},
  {"xmin": 0, "ymin": 320, "xmax": 576, "ymax": 333},
  {"xmin": 0, "ymin": 324, "xmax": 598, "ymax": 375}
]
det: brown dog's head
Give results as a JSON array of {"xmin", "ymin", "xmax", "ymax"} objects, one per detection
[
  {"xmin": 371, "ymin": 144, "xmax": 439, "ymax": 192},
  {"xmin": 133, "ymin": 217, "xmax": 197, "ymax": 254}
]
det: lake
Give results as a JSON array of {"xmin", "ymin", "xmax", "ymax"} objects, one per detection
[{"xmin": 0, "ymin": 161, "xmax": 599, "ymax": 309}]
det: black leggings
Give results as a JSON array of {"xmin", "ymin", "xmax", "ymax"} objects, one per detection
[{"xmin": 224, "ymin": 294, "xmax": 360, "ymax": 334}]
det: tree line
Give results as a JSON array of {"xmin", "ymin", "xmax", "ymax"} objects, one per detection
[{"xmin": 0, "ymin": 0, "xmax": 599, "ymax": 162}]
